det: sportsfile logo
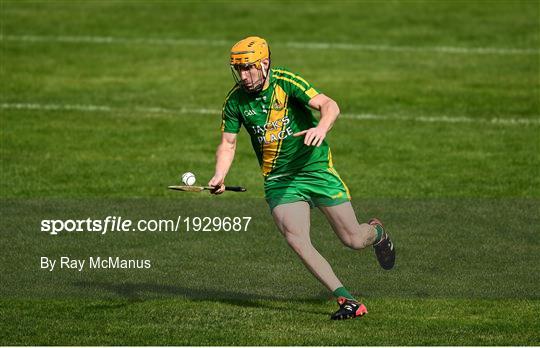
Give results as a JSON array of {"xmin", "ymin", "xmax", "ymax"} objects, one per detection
[
  {"xmin": 40, "ymin": 216, "xmax": 176, "ymax": 235},
  {"xmin": 40, "ymin": 216, "xmax": 252, "ymax": 235}
]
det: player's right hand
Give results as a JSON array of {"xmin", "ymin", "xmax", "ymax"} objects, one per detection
[{"xmin": 208, "ymin": 175, "xmax": 225, "ymax": 195}]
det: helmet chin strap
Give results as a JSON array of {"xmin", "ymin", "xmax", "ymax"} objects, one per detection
[{"xmin": 253, "ymin": 60, "xmax": 270, "ymax": 93}]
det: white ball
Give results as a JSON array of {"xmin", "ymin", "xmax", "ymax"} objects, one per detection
[{"xmin": 181, "ymin": 172, "xmax": 196, "ymax": 186}]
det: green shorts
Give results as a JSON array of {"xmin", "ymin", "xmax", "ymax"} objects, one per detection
[{"xmin": 264, "ymin": 168, "xmax": 351, "ymax": 211}]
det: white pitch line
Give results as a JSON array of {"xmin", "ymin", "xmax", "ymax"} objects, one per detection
[
  {"xmin": 0, "ymin": 102, "xmax": 215, "ymax": 116},
  {"xmin": 284, "ymin": 41, "xmax": 540, "ymax": 56},
  {"xmin": 341, "ymin": 113, "xmax": 540, "ymax": 126},
  {"xmin": 0, "ymin": 35, "xmax": 229, "ymax": 47},
  {"xmin": 2, "ymin": 102, "xmax": 539, "ymax": 126},
  {"xmin": 2, "ymin": 34, "xmax": 538, "ymax": 56},
  {"xmin": 0, "ymin": 102, "xmax": 113, "ymax": 112}
]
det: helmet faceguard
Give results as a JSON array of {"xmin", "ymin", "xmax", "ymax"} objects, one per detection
[
  {"xmin": 230, "ymin": 36, "xmax": 271, "ymax": 93},
  {"xmin": 230, "ymin": 61, "xmax": 270, "ymax": 93}
]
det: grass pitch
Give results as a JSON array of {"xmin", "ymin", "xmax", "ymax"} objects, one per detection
[{"xmin": 1, "ymin": 0, "xmax": 539, "ymax": 345}]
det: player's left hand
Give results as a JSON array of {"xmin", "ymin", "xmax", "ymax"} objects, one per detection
[
  {"xmin": 294, "ymin": 126, "xmax": 327, "ymax": 147},
  {"xmin": 208, "ymin": 175, "xmax": 226, "ymax": 195}
]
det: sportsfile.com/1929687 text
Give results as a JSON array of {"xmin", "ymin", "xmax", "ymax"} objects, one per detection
[{"xmin": 40, "ymin": 216, "xmax": 253, "ymax": 235}]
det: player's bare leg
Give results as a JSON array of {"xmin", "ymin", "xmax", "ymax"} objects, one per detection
[
  {"xmin": 272, "ymin": 201, "xmax": 368, "ymax": 320},
  {"xmin": 318, "ymin": 202, "xmax": 376, "ymax": 250},
  {"xmin": 319, "ymin": 202, "xmax": 396, "ymax": 270},
  {"xmin": 272, "ymin": 201, "xmax": 342, "ymax": 291}
]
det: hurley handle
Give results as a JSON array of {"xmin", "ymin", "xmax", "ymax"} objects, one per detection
[{"xmin": 224, "ymin": 186, "xmax": 247, "ymax": 192}]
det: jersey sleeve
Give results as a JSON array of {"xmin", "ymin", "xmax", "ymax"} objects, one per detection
[
  {"xmin": 220, "ymin": 91, "xmax": 242, "ymax": 134},
  {"xmin": 274, "ymin": 68, "xmax": 320, "ymax": 105}
]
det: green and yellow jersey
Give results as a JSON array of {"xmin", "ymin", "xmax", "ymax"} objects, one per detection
[{"xmin": 221, "ymin": 67, "xmax": 333, "ymax": 179}]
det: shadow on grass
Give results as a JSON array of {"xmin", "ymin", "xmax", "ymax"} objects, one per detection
[{"xmin": 73, "ymin": 281, "xmax": 330, "ymax": 315}]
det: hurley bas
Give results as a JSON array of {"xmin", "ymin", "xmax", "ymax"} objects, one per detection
[{"xmin": 41, "ymin": 256, "xmax": 152, "ymax": 271}]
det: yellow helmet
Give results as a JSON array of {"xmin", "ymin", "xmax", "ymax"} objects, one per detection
[
  {"xmin": 229, "ymin": 36, "xmax": 271, "ymax": 93},
  {"xmin": 230, "ymin": 36, "xmax": 270, "ymax": 69}
]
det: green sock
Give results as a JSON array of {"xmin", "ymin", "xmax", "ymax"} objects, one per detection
[
  {"xmin": 333, "ymin": 286, "xmax": 356, "ymax": 301},
  {"xmin": 373, "ymin": 224, "xmax": 384, "ymax": 244}
]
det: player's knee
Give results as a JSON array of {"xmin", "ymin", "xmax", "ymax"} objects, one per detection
[{"xmin": 285, "ymin": 233, "xmax": 312, "ymax": 255}]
